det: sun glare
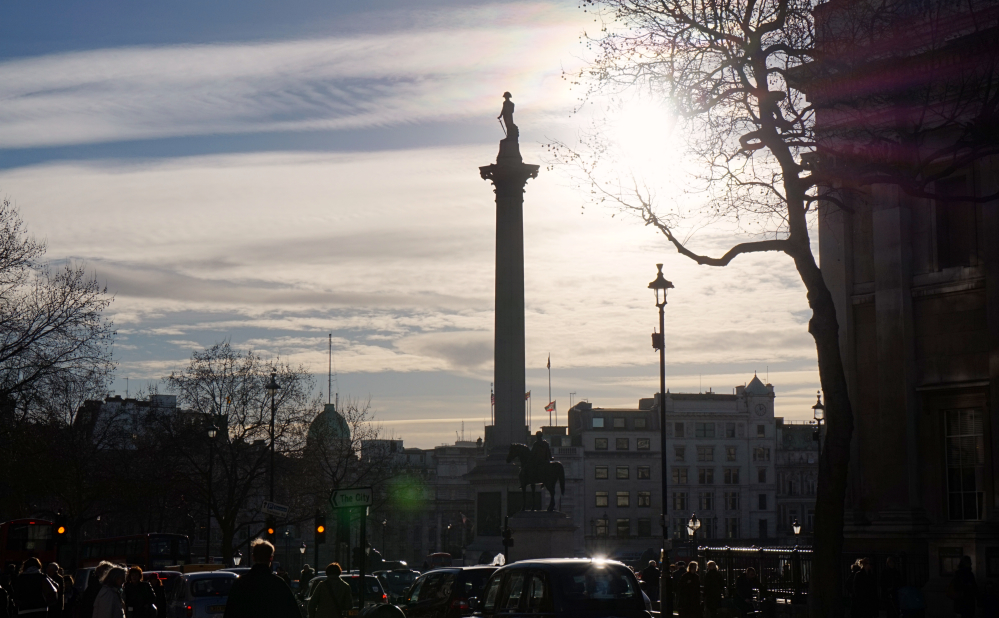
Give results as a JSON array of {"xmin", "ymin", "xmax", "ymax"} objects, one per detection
[{"xmin": 608, "ymin": 98, "xmax": 683, "ymax": 180}]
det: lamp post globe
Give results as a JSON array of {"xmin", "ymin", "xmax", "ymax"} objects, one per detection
[
  {"xmin": 300, "ymin": 542, "xmax": 307, "ymax": 555},
  {"xmin": 648, "ymin": 263, "xmax": 674, "ymax": 617},
  {"xmin": 792, "ymin": 518, "xmax": 802, "ymax": 536}
]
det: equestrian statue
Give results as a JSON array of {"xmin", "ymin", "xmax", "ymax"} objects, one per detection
[{"xmin": 506, "ymin": 431, "xmax": 566, "ymax": 512}]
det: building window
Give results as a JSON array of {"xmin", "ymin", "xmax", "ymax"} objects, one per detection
[
  {"xmin": 593, "ymin": 417, "xmax": 604, "ymax": 428},
  {"xmin": 697, "ymin": 446, "xmax": 715, "ymax": 462},
  {"xmin": 595, "ymin": 491, "xmax": 609, "ymax": 507},
  {"xmin": 638, "ymin": 518, "xmax": 652, "ymax": 537},
  {"xmin": 695, "ymin": 422, "xmax": 716, "ymax": 438},
  {"xmin": 673, "ymin": 492, "xmax": 688, "ymax": 510},
  {"xmin": 699, "ymin": 493, "xmax": 713, "ymax": 510},
  {"xmin": 638, "ymin": 466, "xmax": 651, "ymax": 480},
  {"xmin": 726, "ymin": 446, "xmax": 737, "ymax": 462},
  {"xmin": 725, "ymin": 492, "xmax": 740, "ymax": 510},
  {"xmin": 724, "ymin": 468, "xmax": 741, "ymax": 484},
  {"xmin": 726, "ymin": 518, "xmax": 739, "ymax": 539},
  {"xmin": 672, "ymin": 468, "xmax": 688, "ymax": 484},
  {"xmin": 758, "ymin": 468, "xmax": 767, "ymax": 483},
  {"xmin": 675, "ymin": 422, "xmax": 685, "ymax": 438},
  {"xmin": 595, "ymin": 438, "xmax": 608, "ymax": 450},
  {"xmin": 726, "ymin": 423, "xmax": 736, "ymax": 438},
  {"xmin": 638, "ymin": 491, "xmax": 652, "ymax": 507},
  {"xmin": 752, "ymin": 447, "xmax": 771, "ymax": 462},
  {"xmin": 698, "ymin": 468, "xmax": 715, "ymax": 484},
  {"xmin": 940, "ymin": 547, "xmax": 963, "ymax": 576},
  {"xmin": 613, "ymin": 417, "xmax": 626, "ymax": 428},
  {"xmin": 946, "ymin": 408, "xmax": 985, "ymax": 521},
  {"xmin": 758, "ymin": 519, "xmax": 768, "ymax": 539},
  {"xmin": 616, "ymin": 438, "xmax": 630, "ymax": 450},
  {"xmin": 616, "ymin": 466, "xmax": 630, "ymax": 480},
  {"xmin": 936, "ymin": 176, "xmax": 979, "ymax": 269},
  {"xmin": 596, "ymin": 518, "xmax": 608, "ymax": 537},
  {"xmin": 616, "ymin": 518, "xmax": 630, "ymax": 537},
  {"xmin": 637, "ymin": 438, "xmax": 651, "ymax": 450},
  {"xmin": 757, "ymin": 424, "xmax": 765, "ymax": 438},
  {"xmin": 635, "ymin": 418, "xmax": 647, "ymax": 429},
  {"xmin": 758, "ymin": 494, "xmax": 767, "ymax": 510},
  {"xmin": 595, "ymin": 466, "xmax": 608, "ymax": 480},
  {"xmin": 675, "ymin": 446, "xmax": 686, "ymax": 461},
  {"xmin": 617, "ymin": 492, "xmax": 630, "ymax": 507}
]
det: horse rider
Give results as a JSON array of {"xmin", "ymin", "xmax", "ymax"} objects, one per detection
[{"xmin": 531, "ymin": 431, "xmax": 552, "ymax": 470}]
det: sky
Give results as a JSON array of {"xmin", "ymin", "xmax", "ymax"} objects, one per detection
[{"xmin": 0, "ymin": 0, "xmax": 821, "ymax": 447}]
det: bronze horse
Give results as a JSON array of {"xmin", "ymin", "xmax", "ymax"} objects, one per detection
[{"xmin": 506, "ymin": 443, "xmax": 566, "ymax": 512}]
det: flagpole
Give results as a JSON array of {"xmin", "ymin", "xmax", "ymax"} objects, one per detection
[{"xmin": 547, "ymin": 354, "xmax": 552, "ymax": 426}]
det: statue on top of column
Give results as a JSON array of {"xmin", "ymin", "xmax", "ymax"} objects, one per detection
[{"xmin": 497, "ymin": 92, "xmax": 519, "ymax": 141}]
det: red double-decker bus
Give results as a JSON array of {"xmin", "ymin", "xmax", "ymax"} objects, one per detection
[
  {"xmin": 79, "ymin": 533, "xmax": 191, "ymax": 570},
  {"xmin": 0, "ymin": 519, "xmax": 57, "ymax": 568}
]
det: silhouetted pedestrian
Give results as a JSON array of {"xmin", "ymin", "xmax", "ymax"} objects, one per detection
[
  {"xmin": 300, "ymin": 565, "xmax": 315, "ymax": 594},
  {"xmin": 307, "ymin": 563, "xmax": 352, "ymax": 618},
  {"xmin": 222, "ymin": 539, "xmax": 299, "ymax": 618},
  {"xmin": 93, "ymin": 566, "xmax": 126, "ymax": 618},
  {"xmin": 80, "ymin": 562, "xmax": 115, "ymax": 618},
  {"xmin": 640, "ymin": 560, "xmax": 660, "ymax": 604},
  {"xmin": 734, "ymin": 567, "xmax": 760, "ymax": 618},
  {"xmin": 0, "ymin": 578, "xmax": 14, "ymax": 618},
  {"xmin": 146, "ymin": 576, "xmax": 166, "ymax": 618},
  {"xmin": 949, "ymin": 556, "xmax": 978, "ymax": 618},
  {"xmin": 677, "ymin": 561, "xmax": 701, "ymax": 618},
  {"xmin": 123, "ymin": 567, "xmax": 155, "ymax": 618},
  {"xmin": 852, "ymin": 558, "xmax": 879, "ymax": 618},
  {"xmin": 11, "ymin": 558, "xmax": 57, "ymax": 617},
  {"xmin": 703, "ymin": 560, "xmax": 725, "ymax": 618},
  {"xmin": 46, "ymin": 563, "xmax": 64, "ymax": 617}
]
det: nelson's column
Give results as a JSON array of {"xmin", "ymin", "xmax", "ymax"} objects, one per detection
[{"xmin": 464, "ymin": 93, "xmax": 541, "ymax": 561}]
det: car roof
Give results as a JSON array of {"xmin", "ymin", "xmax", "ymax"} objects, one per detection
[
  {"xmin": 184, "ymin": 571, "xmax": 238, "ymax": 580},
  {"xmin": 497, "ymin": 558, "xmax": 629, "ymax": 569}
]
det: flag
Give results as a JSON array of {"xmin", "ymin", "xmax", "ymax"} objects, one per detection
[
  {"xmin": 525, "ymin": 391, "xmax": 531, "ymax": 400},
  {"xmin": 490, "ymin": 393, "xmax": 495, "ymax": 405},
  {"xmin": 545, "ymin": 401, "xmax": 556, "ymax": 412},
  {"xmin": 547, "ymin": 355, "xmax": 550, "ymax": 370}
]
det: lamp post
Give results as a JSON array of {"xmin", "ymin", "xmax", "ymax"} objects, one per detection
[
  {"xmin": 812, "ymin": 391, "xmax": 825, "ymax": 461},
  {"xmin": 792, "ymin": 518, "xmax": 801, "ymax": 537},
  {"xmin": 233, "ymin": 551, "xmax": 242, "ymax": 567},
  {"xmin": 381, "ymin": 519, "xmax": 387, "ymax": 552},
  {"xmin": 686, "ymin": 513, "xmax": 701, "ymax": 560},
  {"xmin": 300, "ymin": 541, "xmax": 306, "ymax": 573},
  {"xmin": 649, "ymin": 263, "xmax": 674, "ymax": 617},
  {"xmin": 284, "ymin": 528, "xmax": 291, "ymax": 569},
  {"xmin": 266, "ymin": 371, "xmax": 281, "ymax": 502},
  {"xmin": 206, "ymin": 423, "xmax": 217, "ymax": 563}
]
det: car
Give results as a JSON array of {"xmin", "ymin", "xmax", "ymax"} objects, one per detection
[
  {"xmin": 218, "ymin": 567, "xmax": 252, "ymax": 577},
  {"xmin": 470, "ymin": 558, "xmax": 651, "ymax": 618},
  {"xmin": 401, "ymin": 566, "xmax": 497, "ymax": 618},
  {"xmin": 299, "ymin": 573, "xmax": 389, "ymax": 616},
  {"xmin": 374, "ymin": 569, "xmax": 420, "ymax": 604},
  {"xmin": 143, "ymin": 570, "xmax": 184, "ymax": 597},
  {"xmin": 165, "ymin": 570, "xmax": 238, "ymax": 618}
]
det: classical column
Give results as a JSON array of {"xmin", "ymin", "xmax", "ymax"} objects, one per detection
[{"xmin": 480, "ymin": 94, "xmax": 539, "ymax": 451}]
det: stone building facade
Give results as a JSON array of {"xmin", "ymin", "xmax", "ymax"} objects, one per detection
[{"xmin": 775, "ymin": 421, "xmax": 819, "ymax": 544}]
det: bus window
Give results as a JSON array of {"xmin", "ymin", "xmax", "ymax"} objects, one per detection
[{"xmin": 6, "ymin": 523, "xmax": 54, "ymax": 551}]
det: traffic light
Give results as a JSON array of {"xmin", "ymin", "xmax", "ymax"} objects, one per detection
[
  {"xmin": 265, "ymin": 516, "xmax": 276, "ymax": 542},
  {"xmin": 315, "ymin": 512, "xmax": 326, "ymax": 545},
  {"xmin": 55, "ymin": 511, "xmax": 67, "ymax": 540}
]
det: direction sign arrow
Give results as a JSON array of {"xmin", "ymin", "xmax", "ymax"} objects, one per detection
[{"xmin": 330, "ymin": 486, "xmax": 373, "ymax": 509}]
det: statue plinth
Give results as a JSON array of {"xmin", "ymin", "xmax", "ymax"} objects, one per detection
[{"xmin": 508, "ymin": 511, "xmax": 577, "ymax": 560}]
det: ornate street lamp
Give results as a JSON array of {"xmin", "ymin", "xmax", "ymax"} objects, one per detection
[
  {"xmin": 792, "ymin": 518, "xmax": 802, "ymax": 536},
  {"xmin": 812, "ymin": 392, "xmax": 825, "ymax": 460},
  {"xmin": 233, "ymin": 551, "xmax": 242, "ymax": 566},
  {"xmin": 648, "ymin": 263, "xmax": 674, "ymax": 616},
  {"xmin": 266, "ymin": 371, "xmax": 281, "ymax": 502},
  {"xmin": 687, "ymin": 513, "xmax": 701, "ymax": 559},
  {"xmin": 300, "ymin": 542, "xmax": 307, "ymax": 554}
]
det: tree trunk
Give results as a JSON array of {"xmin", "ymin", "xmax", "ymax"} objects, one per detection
[
  {"xmin": 789, "ymin": 241, "xmax": 854, "ymax": 618},
  {"xmin": 220, "ymin": 519, "xmax": 234, "ymax": 568}
]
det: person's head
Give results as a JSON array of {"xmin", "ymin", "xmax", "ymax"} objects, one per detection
[
  {"xmin": 103, "ymin": 566, "xmax": 127, "ymax": 588},
  {"xmin": 326, "ymin": 563, "xmax": 342, "ymax": 578},
  {"xmin": 648, "ymin": 560, "xmax": 657, "ymax": 569},
  {"xmin": 20, "ymin": 557, "xmax": 42, "ymax": 573},
  {"xmin": 94, "ymin": 561, "xmax": 115, "ymax": 584},
  {"xmin": 148, "ymin": 575, "xmax": 162, "ymax": 588},
  {"xmin": 960, "ymin": 556, "xmax": 973, "ymax": 570},
  {"xmin": 251, "ymin": 539, "xmax": 275, "ymax": 565},
  {"xmin": 503, "ymin": 92, "xmax": 512, "ymax": 100},
  {"xmin": 746, "ymin": 567, "xmax": 757, "ymax": 579},
  {"xmin": 63, "ymin": 575, "xmax": 74, "ymax": 587},
  {"xmin": 128, "ymin": 566, "xmax": 143, "ymax": 584},
  {"xmin": 707, "ymin": 561, "xmax": 718, "ymax": 571},
  {"xmin": 861, "ymin": 558, "xmax": 873, "ymax": 571},
  {"xmin": 303, "ymin": 564, "xmax": 311, "ymax": 571},
  {"xmin": 688, "ymin": 561, "xmax": 699, "ymax": 573},
  {"xmin": 46, "ymin": 562, "xmax": 59, "ymax": 576},
  {"xmin": 676, "ymin": 561, "xmax": 686, "ymax": 571}
]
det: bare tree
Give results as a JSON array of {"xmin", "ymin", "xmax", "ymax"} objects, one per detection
[
  {"xmin": 157, "ymin": 342, "xmax": 320, "ymax": 565},
  {"xmin": 552, "ymin": 0, "xmax": 999, "ymax": 614}
]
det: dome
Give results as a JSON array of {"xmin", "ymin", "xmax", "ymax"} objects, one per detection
[{"xmin": 307, "ymin": 403, "xmax": 350, "ymax": 444}]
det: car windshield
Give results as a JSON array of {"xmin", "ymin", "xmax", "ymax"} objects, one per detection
[
  {"xmin": 557, "ymin": 564, "xmax": 644, "ymax": 611},
  {"xmin": 189, "ymin": 578, "xmax": 234, "ymax": 597},
  {"xmin": 381, "ymin": 572, "xmax": 416, "ymax": 593}
]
